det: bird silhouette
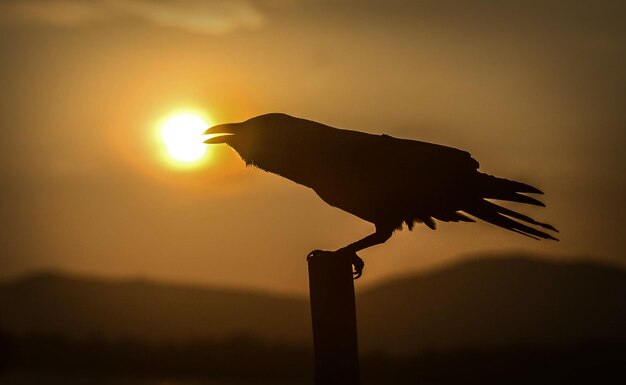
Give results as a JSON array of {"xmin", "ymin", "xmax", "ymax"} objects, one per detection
[{"xmin": 204, "ymin": 113, "xmax": 558, "ymax": 278}]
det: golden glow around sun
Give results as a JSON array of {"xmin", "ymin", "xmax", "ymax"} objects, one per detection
[{"xmin": 159, "ymin": 113, "xmax": 212, "ymax": 167}]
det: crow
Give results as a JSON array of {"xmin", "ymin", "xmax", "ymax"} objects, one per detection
[{"xmin": 204, "ymin": 113, "xmax": 558, "ymax": 278}]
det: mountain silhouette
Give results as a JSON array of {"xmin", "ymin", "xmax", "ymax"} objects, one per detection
[
  {"xmin": 1, "ymin": 255, "xmax": 624, "ymax": 355},
  {"xmin": 0, "ymin": 273, "xmax": 310, "ymax": 345},
  {"xmin": 357, "ymin": 256, "xmax": 626, "ymax": 354}
]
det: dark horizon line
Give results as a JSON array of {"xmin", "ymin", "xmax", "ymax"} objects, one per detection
[{"xmin": 1, "ymin": 251, "xmax": 622, "ymax": 295}]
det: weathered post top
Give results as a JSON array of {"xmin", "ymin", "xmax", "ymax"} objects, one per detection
[{"xmin": 307, "ymin": 250, "xmax": 360, "ymax": 385}]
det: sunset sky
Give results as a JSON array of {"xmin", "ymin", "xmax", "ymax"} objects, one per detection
[{"xmin": 1, "ymin": 0, "xmax": 624, "ymax": 294}]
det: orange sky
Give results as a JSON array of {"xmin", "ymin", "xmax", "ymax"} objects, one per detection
[{"xmin": 1, "ymin": 0, "xmax": 624, "ymax": 294}]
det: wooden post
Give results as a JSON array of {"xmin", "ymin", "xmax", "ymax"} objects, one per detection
[{"xmin": 307, "ymin": 250, "xmax": 360, "ymax": 385}]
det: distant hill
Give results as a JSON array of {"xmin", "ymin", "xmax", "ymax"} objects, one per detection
[
  {"xmin": 1, "ymin": 255, "xmax": 624, "ymax": 354},
  {"xmin": 0, "ymin": 273, "xmax": 311, "ymax": 345},
  {"xmin": 357, "ymin": 256, "xmax": 626, "ymax": 354}
]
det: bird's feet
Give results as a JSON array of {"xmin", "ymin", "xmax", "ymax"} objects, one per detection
[
  {"xmin": 348, "ymin": 252, "xmax": 364, "ymax": 279},
  {"xmin": 307, "ymin": 249, "xmax": 365, "ymax": 279}
]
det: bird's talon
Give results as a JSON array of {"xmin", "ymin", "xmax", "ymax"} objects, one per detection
[
  {"xmin": 349, "ymin": 253, "xmax": 365, "ymax": 280},
  {"xmin": 308, "ymin": 249, "xmax": 364, "ymax": 278}
]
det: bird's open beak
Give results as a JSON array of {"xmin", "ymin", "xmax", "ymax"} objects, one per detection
[{"xmin": 203, "ymin": 123, "xmax": 235, "ymax": 144}]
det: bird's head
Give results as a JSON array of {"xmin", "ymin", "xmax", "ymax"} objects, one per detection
[{"xmin": 204, "ymin": 113, "xmax": 326, "ymax": 170}]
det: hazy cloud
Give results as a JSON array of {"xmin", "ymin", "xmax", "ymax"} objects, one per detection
[{"xmin": 0, "ymin": 0, "xmax": 265, "ymax": 34}]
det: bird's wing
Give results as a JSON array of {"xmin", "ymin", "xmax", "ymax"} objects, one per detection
[
  {"xmin": 309, "ymin": 130, "xmax": 480, "ymax": 227},
  {"xmin": 368, "ymin": 134, "xmax": 557, "ymax": 240}
]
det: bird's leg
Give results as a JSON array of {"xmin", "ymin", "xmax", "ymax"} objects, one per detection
[
  {"xmin": 306, "ymin": 228, "xmax": 393, "ymax": 279},
  {"xmin": 305, "ymin": 248, "xmax": 366, "ymax": 279},
  {"xmin": 337, "ymin": 228, "xmax": 393, "ymax": 279}
]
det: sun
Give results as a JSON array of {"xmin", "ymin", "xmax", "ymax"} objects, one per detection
[{"xmin": 160, "ymin": 113, "xmax": 210, "ymax": 165}]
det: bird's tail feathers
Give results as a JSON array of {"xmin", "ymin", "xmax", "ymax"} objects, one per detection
[
  {"xmin": 463, "ymin": 199, "xmax": 558, "ymax": 240},
  {"xmin": 479, "ymin": 173, "xmax": 545, "ymax": 206}
]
